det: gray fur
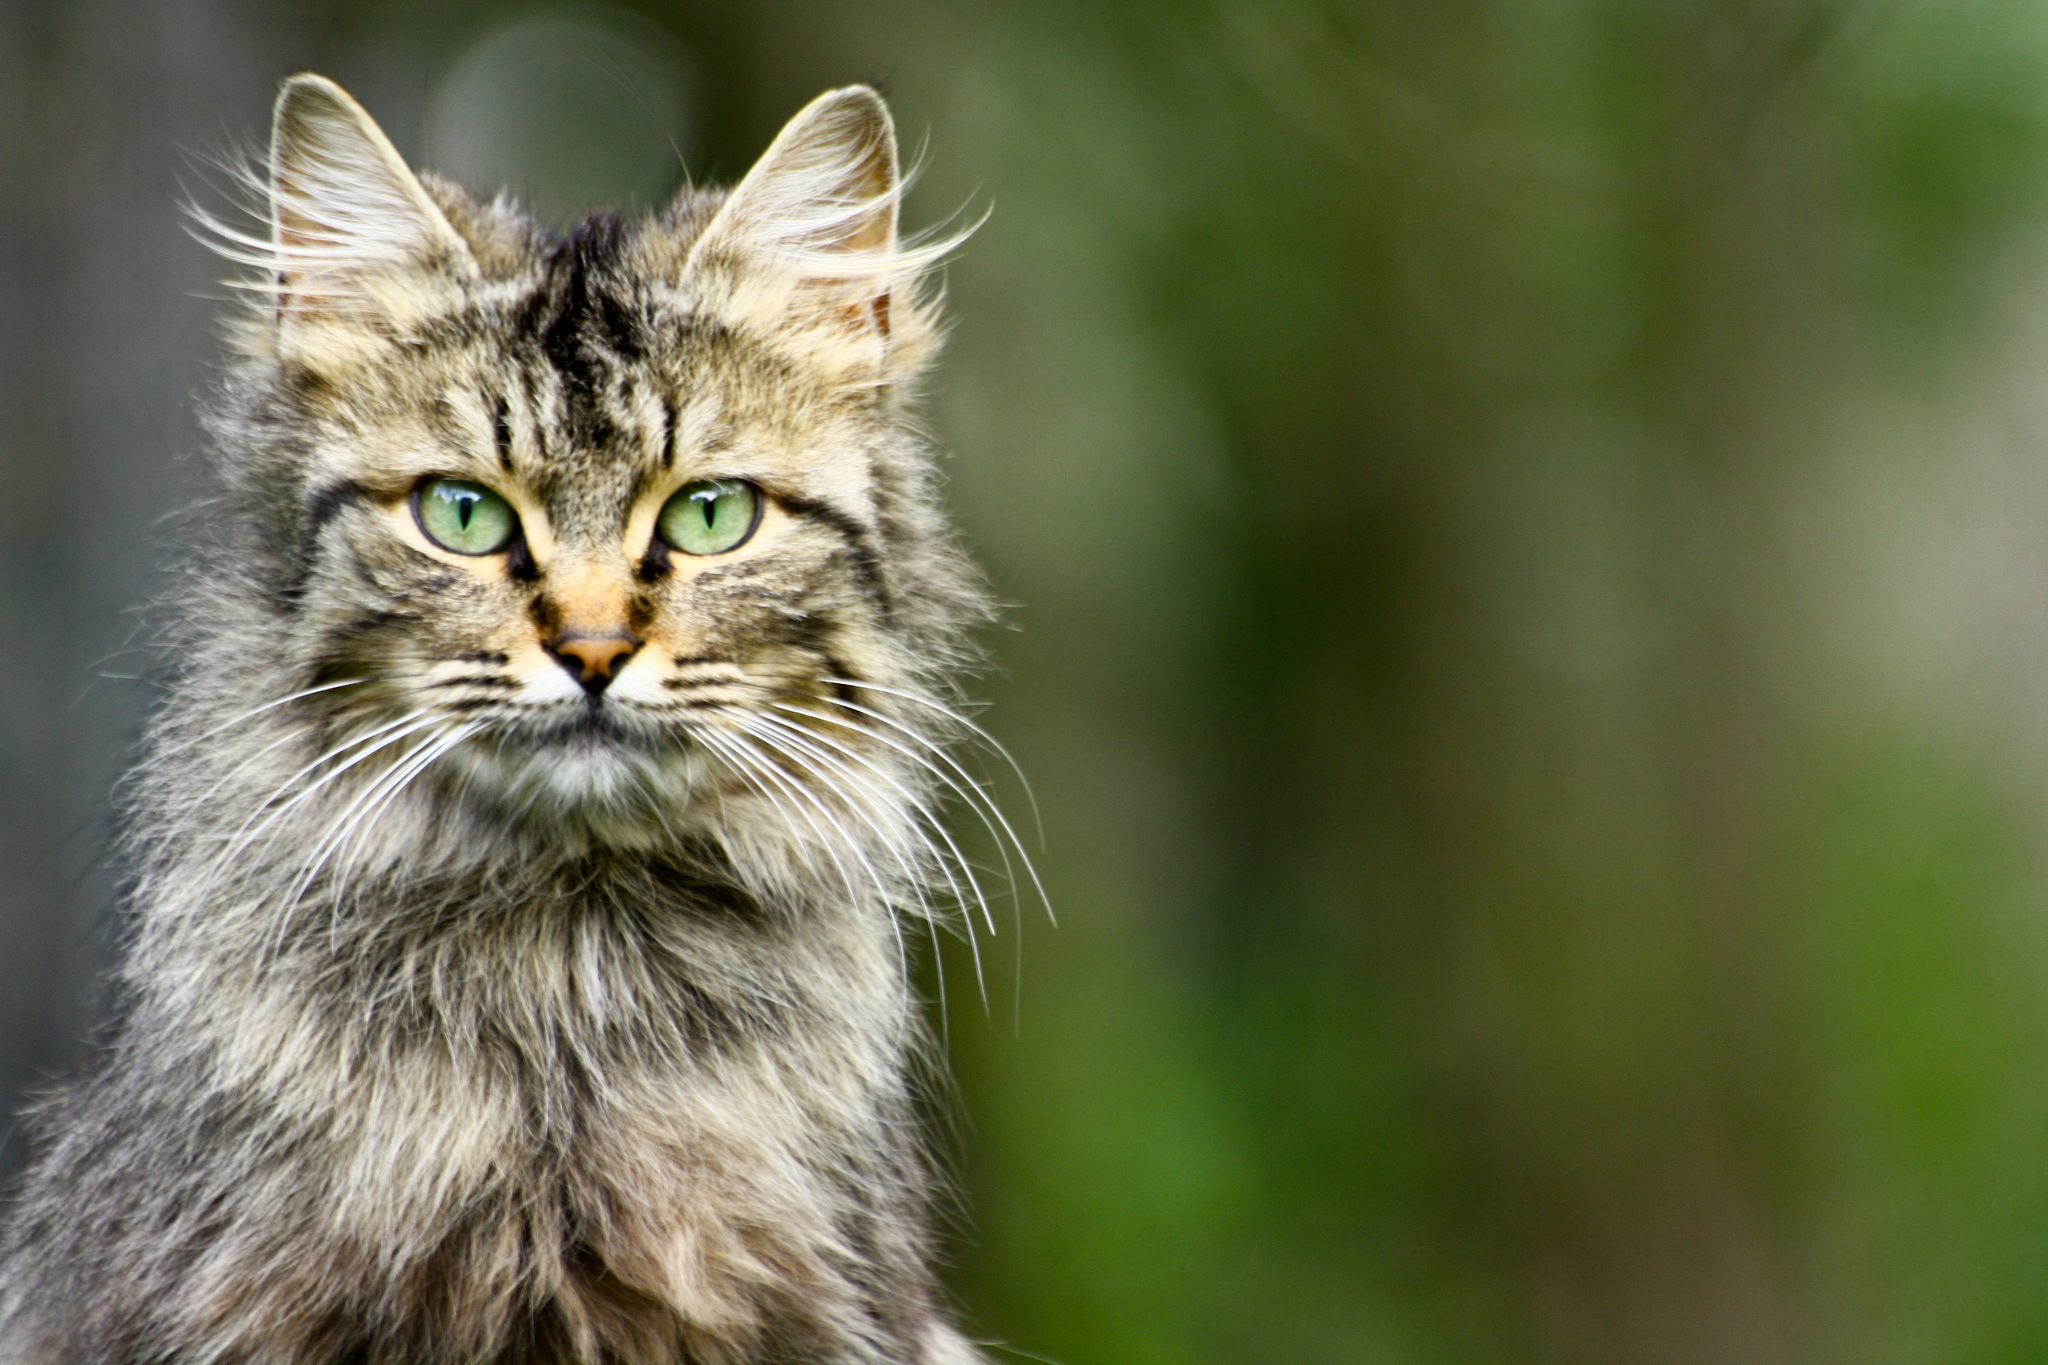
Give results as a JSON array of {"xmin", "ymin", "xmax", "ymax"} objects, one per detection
[{"xmin": 0, "ymin": 75, "xmax": 994, "ymax": 1364}]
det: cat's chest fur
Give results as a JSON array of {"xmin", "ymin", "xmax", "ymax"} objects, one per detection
[{"xmin": 54, "ymin": 860, "xmax": 937, "ymax": 1362}]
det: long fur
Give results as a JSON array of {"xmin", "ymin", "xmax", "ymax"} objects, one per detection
[{"xmin": 0, "ymin": 75, "xmax": 1001, "ymax": 1364}]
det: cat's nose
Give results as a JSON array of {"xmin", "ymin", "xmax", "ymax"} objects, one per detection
[{"xmin": 546, "ymin": 632, "xmax": 642, "ymax": 696}]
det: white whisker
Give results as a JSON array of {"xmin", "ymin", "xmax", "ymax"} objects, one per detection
[
  {"xmin": 260, "ymin": 719, "xmax": 465, "ymax": 965},
  {"xmin": 180, "ymin": 716, "xmax": 444, "ymax": 942},
  {"xmin": 313, "ymin": 723, "xmax": 477, "ymax": 954},
  {"xmin": 151, "ymin": 677, "xmax": 370, "ymax": 764},
  {"xmin": 193, "ymin": 710, "xmax": 439, "ymax": 894},
  {"xmin": 748, "ymin": 708, "xmax": 995, "ymax": 937},
  {"xmin": 733, "ymin": 712, "xmax": 939, "ymax": 891},
  {"xmin": 697, "ymin": 728, "xmax": 882, "ymax": 911},
  {"xmin": 818, "ymin": 677, "xmax": 1045, "ymax": 849},
  {"xmin": 705, "ymin": 721, "xmax": 946, "ymax": 1018},
  {"xmin": 746, "ymin": 706, "xmax": 998, "ymax": 1011},
  {"xmin": 731, "ymin": 715, "xmax": 947, "ymax": 906},
  {"xmin": 166, "ymin": 717, "xmax": 330, "ymax": 821},
  {"xmin": 779, "ymin": 697, "xmax": 1051, "ymax": 931},
  {"xmin": 727, "ymin": 710, "xmax": 961, "ymax": 1024}
]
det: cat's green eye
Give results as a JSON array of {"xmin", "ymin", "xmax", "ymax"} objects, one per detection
[
  {"xmin": 658, "ymin": 479, "xmax": 761, "ymax": 556},
  {"xmin": 415, "ymin": 478, "xmax": 518, "ymax": 555}
]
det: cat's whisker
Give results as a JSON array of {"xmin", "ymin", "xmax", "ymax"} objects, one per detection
[
  {"xmin": 754, "ymin": 704, "xmax": 1011, "ymax": 1021},
  {"xmin": 817, "ymin": 676, "xmax": 1045, "ymax": 849},
  {"xmin": 173, "ymin": 716, "xmax": 440, "ymax": 964},
  {"xmin": 242, "ymin": 708, "xmax": 434, "ymax": 813},
  {"xmin": 720, "ymin": 728, "xmax": 938, "ymax": 1024},
  {"xmin": 732, "ymin": 712, "xmax": 964, "ymax": 1024},
  {"xmin": 164, "ymin": 716, "xmax": 329, "ymax": 821},
  {"xmin": 745, "ymin": 709, "xmax": 993, "ymax": 940},
  {"xmin": 728, "ymin": 711, "xmax": 954, "ymax": 927},
  {"xmin": 730, "ymin": 711, "xmax": 939, "ymax": 887},
  {"xmin": 724, "ymin": 716, "xmax": 992, "ymax": 1012},
  {"xmin": 301, "ymin": 720, "xmax": 467, "ymax": 910},
  {"xmin": 799, "ymin": 714, "xmax": 1015, "ymax": 938},
  {"xmin": 229, "ymin": 711, "xmax": 439, "ymax": 841},
  {"xmin": 158, "ymin": 687, "xmax": 384, "ymax": 828},
  {"xmin": 814, "ymin": 692, "xmax": 1051, "ymax": 927},
  {"xmin": 694, "ymin": 728, "xmax": 854, "ymax": 897},
  {"xmin": 725, "ymin": 711, "xmax": 962, "ymax": 1025},
  {"xmin": 313, "ymin": 723, "xmax": 479, "ymax": 956},
  {"xmin": 260, "ymin": 720, "xmax": 468, "ymax": 966},
  {"xmin": 696, "ymin": 728, "xmax": 890, "ymax": 916},
  {"xmin": 719, "ymin": 727, "xmax": 903, "ymax": 915},
  {"xmin": 193, "ymin": 711, "xmax": 440, "ymax": 899},
  {"xmin": 778, "ymin": 697, "xmax": 1048, "ymax": 933},
  {"xmin": 749, "ymin": 722, "xmax": 959, "ymax": 918},
  {"xmin": 722, "ymin": 720, "xmax": 925, "ymax": 1029},
  {"xmin": 754, "ymin": 719, "xmax": 1001, "ymax": 1023},
  {"xmin": 150, "ymin": 677, "xmax": 370, "ymax": 764}
]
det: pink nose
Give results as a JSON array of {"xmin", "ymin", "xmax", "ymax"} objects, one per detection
[{"xmin": 546, "ymin": 633, "xmax": 641, "ymax": 695}]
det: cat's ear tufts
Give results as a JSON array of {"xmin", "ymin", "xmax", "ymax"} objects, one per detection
[
  {"xmin": 685, "ymin": 87, "xmax": 962, "ymax": 381},
  {"xmin": 694, "ymin": 86, "xmax": 900, "ymax": 287},
  {"xmin": 265, "ymin": 74, "xmax": 477, "ymax": 326}
]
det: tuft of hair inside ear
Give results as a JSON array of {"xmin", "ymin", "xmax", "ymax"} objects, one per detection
[
  {"xmin": 687, "ymin": 87, "xmax": 979, "ymax": 351},
  {"xmin": 191, "ymin": 74, "xmax": 474, "ymax": 322}
]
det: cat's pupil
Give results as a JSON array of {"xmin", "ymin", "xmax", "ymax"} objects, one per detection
[
  {"xmin": 697, "ymin": 496, "xmax": 715, "ymax": 525},
  {"xmin": 457, "ymin": 497, "xmax": 475, "ymax": 529}
]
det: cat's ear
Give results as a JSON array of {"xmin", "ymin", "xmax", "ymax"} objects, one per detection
[
  {"xmin": 684, "ymin": 87, "xmax": 946, "ymax": 380},
  {"xmin": 693, "ymin": 85, "xmax": 900, "ymax": 297},
  {"xmin": 266, "ymin": 74, "xmax": 477, "ymax": 324}
]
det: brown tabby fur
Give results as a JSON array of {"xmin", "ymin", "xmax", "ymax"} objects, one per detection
[{"xmin": 0, "ymin": 74, "xmax": 995, "ymax": 1364}]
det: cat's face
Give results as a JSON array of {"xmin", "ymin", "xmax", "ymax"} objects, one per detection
[
  {"xmin": 296, "ymin": 266, "xmax": 893, "ymax": 825},
  {"xmin": 232, "ymin": 77, "xmax": 965, "ymax": 842}
]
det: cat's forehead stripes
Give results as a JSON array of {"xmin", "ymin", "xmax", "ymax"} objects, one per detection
[{"xmin": 520, "ymin": 212, "xmax": 647, "ymax": 453}]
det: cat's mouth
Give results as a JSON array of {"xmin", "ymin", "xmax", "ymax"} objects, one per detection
[
  {"xmin": 532, "ymin": 706, "xmax": 633, "ymax": 747},
  {"xmin": 511, "ymin": 699, "xmax": 706, "ymax": 753},
  {"xmin": 437, "ymin": 696, "xmax": 733, "ymax": 825}
]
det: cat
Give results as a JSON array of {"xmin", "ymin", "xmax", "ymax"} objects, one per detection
[{"xmin": 0, "ymin": 72, "xmax": 1005, "ymax": 1364}]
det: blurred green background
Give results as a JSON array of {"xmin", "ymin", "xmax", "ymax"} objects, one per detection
[{"xmin": 15, "ymin": 1, "xmax": 2048, "ymax": 1361}]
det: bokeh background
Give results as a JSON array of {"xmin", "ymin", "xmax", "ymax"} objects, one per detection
[{"xmin": 13, "ymin": 1, "xmax": 2048, "ymax": 1360}]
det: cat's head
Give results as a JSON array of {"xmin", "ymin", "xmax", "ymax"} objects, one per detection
[{"xmin": 194, "ymin": 75, "xmax": 983, "ymax": 854}]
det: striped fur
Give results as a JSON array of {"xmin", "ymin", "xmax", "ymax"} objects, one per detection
[{"xmin": 0, "ymin": 75, "xmax": 998, "ymax": 1364}]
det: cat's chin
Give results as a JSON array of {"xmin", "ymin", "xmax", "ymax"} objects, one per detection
[{"xmin": 445, "ymin": 709, "xmax": 724, "ymax": 849}]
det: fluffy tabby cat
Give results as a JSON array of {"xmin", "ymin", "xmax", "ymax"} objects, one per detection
[{"xmin": 0, "ymin": 73, "xmax": 1008, "ymax": 1364}]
